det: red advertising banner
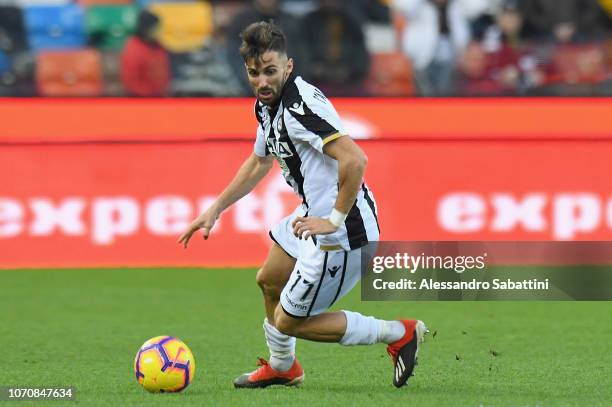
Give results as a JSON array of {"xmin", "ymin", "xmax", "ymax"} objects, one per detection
[
  {"xmin": 1, "ymin": 142, "xmax": 293, "ymax": 268},
  {"xmin": 1, "ymin": 98, "xmax": 611, "ymax": 142},
  {"xmin": 2, "ymin": 137, "xmax": 612, "ymax": 268},
  {"xmin": 0, "ymin": 141, "xmax": 612, "ymax": 268}
]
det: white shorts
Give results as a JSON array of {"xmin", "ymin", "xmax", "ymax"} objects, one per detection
[{"xmin": 270, "ymin": 207, "xmax": 369, "ymax": 318}]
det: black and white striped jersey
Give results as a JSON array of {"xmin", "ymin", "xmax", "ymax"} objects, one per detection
[{"xmin": 253, "ymin": 73, "xmax": 379, "ymax": 251}]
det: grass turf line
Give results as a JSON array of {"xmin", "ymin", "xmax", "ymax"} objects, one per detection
[{"xmin": 0, "ymin": 268, "xmax": 610, "ymax": 406}]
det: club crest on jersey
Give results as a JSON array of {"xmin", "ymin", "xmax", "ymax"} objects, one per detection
[{"xmin": 259, "ymin": 108, "xmax": 270, "ymax": 123}]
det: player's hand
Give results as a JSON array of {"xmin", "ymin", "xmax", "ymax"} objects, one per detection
[
  {"xmin": 178, "ymin": 209, "xmax": 218, "ymax": 249},
  {"xmin": 291, "ymin": 216, "xmax": 338, "ymax": 240}
]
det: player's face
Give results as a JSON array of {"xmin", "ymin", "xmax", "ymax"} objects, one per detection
[{"xmin": 246, "ymin": 51, "xmax": 293, "ymax": 105}]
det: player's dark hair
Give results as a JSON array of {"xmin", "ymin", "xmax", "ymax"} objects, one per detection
[{"xmin": 239, "ymin": 21, "xmax": 287, "ymax": 63}]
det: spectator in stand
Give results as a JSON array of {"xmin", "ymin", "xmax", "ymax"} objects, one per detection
[
  {"xmin": 517, "ymin": 0, "xmax": 610, "ymax": 95},
  {"xmin": 283, "ymin": 0, "xmax": 391, "ymax": 23},
  {"xmin": 345, "ymin": 0, "xmax": 392, "ymax": 25},
  {"xmin": 459, "ymin": 0, "xmax": 545, "ymax": 95},
  {"xmin": 120, "ymin": 10, "xmax": 170, "ymax": 97},
  {"xmin": 226, "ymin": 0, "xmax": 304, "ymax": 94},
  {"xmin": 391, "ymin": 0, "xmax": 471, "ymax": 96},
  {"xmin": 300, "ymin": 0, "xmax": 370, "ymax": 96},
  {"xmin": 171, "ymin": 28, "xmax": 243, "ymax": 97},
  {"xmin": 475, "ymin": 0, "xmax": 524, "ymax": 45},
  {"xmin": 456, "ymin": 42, "xmax": 496, "ymax": 94},
  {"xmin": 519, "ymin": 0, "xmax": 610, "ymax": 43}
]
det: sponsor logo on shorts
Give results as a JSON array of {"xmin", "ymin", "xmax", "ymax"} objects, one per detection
[{"xmin": 284, "ymin": 293, "xmax": 308, "ymax": 311}]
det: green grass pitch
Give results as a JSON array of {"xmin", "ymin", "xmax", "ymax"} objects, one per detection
[{"xmin": 0, "ymin": 268, "xmax": 610, "ymax": 406}]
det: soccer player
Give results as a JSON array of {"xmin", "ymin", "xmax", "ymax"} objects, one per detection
[{"xmin": 178, "ymin": 21, "xmax": 427, "ymax": 388}]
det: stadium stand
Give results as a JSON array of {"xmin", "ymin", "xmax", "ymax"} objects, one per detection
[
  {"xmin": 0, "ymin": 51, "xmax": 34, "ymax": 95},
  {"xmin": 169, "ymin": 36, "xmax": 243, "ymax": 96},
  {"xmin": 77, "ymin": 0, "xmax": 132, "ymax": 5},
  {"xmin": 300, "ymin": 0, "xmax": 371, "ymax": 96},
  {"xmin": 149, "ymin": 1, "xmax": 213, "ymax": 52},
  {"xmin": 0, "ymin": 5, "xmax": 27, "ymax": 53},
  {"xmin": 101, "ymin": 50, "xmax": 123, "ymax": 95},
  {"xmin": 0, "ymin": 0, "xmax": 607, "ymax": 96},
  {"xmin": 0, "ymin": 48, "xmax": 11, "ymax": 95},
  {"xmin": 364, "ymin": 51, "xmax": 415, "ymax": 96},
  {"xmin": 23, "ymin": 4, "xmax": 86, "ymax": 50},
  {"xmin": 85, "ymin": 4, "xmax": 138, "ymax": 51},
  {"xmin": 35, "ymin": 48, "xmax": 103, "ymax": 96}
]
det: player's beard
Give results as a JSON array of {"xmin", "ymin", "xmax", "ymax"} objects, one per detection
[
  {"xmin": 256, "ymin": 70, "xmax": 289, "ymax": 106},
  {"xmin": 257, "ymin": 87, "xmax": 277, "ymax": 105}
]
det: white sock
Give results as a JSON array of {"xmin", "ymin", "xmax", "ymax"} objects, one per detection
[
  {"xmin": 263, "ymin": 318, "xmax": 296, "ymax": 372},
  {"xmin": 339, "ymin": 310, "xmax": 406, "ymax": 346},
  {"xmin": 377, "ymin": 320, "xmax": 406, "ymax": 344}
]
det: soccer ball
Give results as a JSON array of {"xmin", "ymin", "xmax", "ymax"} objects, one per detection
[{"xmin": 134, "ymin": 336, "xmax": 196, "ymax": 393}]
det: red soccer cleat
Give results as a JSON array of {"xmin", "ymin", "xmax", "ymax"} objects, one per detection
[
  {"xmin": 233, "ymin": 357, "xmax": 304, "ymax": 389},
  {"xmin": 386, "ymin": 320, "xmax": 428, "ymax": 388}
]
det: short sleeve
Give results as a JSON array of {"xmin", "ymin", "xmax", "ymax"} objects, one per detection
[
  {"xmin": 253, "ymin": 101, "xmax": 269, "ymax": 158},
  {"xmin": 253, "ymin": 124, "xmax": 268, "ymax": 157},
  {"xmin": 283, "ymin": 87, "xmax": 346, "ymax": 153}
]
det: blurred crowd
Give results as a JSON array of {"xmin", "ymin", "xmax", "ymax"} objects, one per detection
[{"xmin": 1, "ymin": 0, "xmax": 611, "ymax": 97}]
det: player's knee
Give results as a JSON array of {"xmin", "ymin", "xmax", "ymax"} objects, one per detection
[
  {"xmin": 274, "ymin": 307, "xmax": 299, "ymax": 336},
  {"xmin": 255, "ymin": 268, "xmax": 266, "ymax": 289},
  {"xmin": 256, "ymin": 268, "xmax": 282, "ymax": 298}
]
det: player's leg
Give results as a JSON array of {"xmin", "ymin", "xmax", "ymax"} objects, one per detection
[
  {"xmin": 274, "ymin": 306, "xmax": 427, "ymax": 388},
  {"xmin": 275, "ymin": 243, "xmax": 402, "ymax": 342},
  {"xmin": 257, "ymin": 206, "xmax": 301, "ymax": 324},
  {"xmin": 273, "ymin": 301, "xmax": 411, "ymax": 345},
  {"xmin": 234, "ymin": 211, "xmax": 304, "ymax": 389},
  {"xmin": 256, "ymin": 242, "xmax": 296, "ymax": 324},
  {"xmin": 275, "ymin": 244, "xmax": 428, "ymax": 388},
  {"xmin": 256, "ymin": 241, "xmax": 299, "ymax": 373}
]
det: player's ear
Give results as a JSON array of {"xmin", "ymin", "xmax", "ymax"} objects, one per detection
[{"xmin": 286, "ymin": 57, "xmax": 294, "ymax": 74}]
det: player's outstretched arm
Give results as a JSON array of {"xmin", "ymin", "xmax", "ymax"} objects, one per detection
[
  {"xmin": 292, "ymin": 136, "xmax": 367, "ymax": 239},
  {"xmin": 178, "ymin": 152, "xmax": 274, "ymax": 248}
]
